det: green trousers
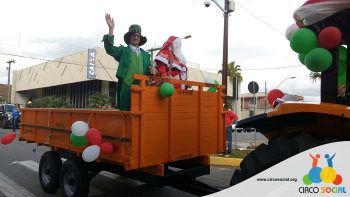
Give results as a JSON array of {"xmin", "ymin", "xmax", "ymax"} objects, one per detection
[{"xmin": 117, "ymin": 79, "xmax": 139, "ymax": 111}]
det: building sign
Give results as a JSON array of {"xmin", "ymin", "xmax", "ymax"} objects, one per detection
[{"xmin": 87, "ymin": 48, "xmax": 96, "ymax": 79}]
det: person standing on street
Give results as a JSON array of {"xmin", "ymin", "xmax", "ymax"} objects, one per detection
[
  {"xmin": 103, "ymin": 13, "xmax": 157, "ymax": 111},
  {"xmin": 12, "ymin": 104, "xmax": 20, "ymax": 132},
  {"xmin": 224, "ymin": 104, "xmax": 238, "ymax": 157}
]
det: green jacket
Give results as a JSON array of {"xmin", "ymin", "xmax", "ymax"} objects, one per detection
[{"xmin": 102, "ymin": 35, "xmax": 151, "ymax": 79}]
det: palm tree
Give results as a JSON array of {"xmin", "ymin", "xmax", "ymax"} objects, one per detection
[
  {"xmin": 218, "ymin": 61, "xmax": 243, "ymax": 110},
  {"xmin": 309, "ymin": 72, "xmax": 321, "ymax": 83},
  {"xmin": 217, "ymin": 61, "xmax": 243, "ymax": 82}
]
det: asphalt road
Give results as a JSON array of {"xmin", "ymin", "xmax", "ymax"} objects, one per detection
[{"xmin": 0, "ymin": 129, "xmax": 237, "ymax": 197}]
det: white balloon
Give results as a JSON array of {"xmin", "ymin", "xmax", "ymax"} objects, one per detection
[
  {"xmin": 285, "ymin": 23, "xmax": 299, "ymax": 41},
  {"xmin": 82, "ymin": 145, "xmax": 100, "ymax": 162},
  {"xmin": 71, "ymin": 121, "xmax": 89, "ymax": 136}
]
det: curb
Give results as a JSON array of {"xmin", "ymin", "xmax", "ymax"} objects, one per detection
[{"xmin": 210, "ymin": 156, "xmax": 242, "ymax": 167}]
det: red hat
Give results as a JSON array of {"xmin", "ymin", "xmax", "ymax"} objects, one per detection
[
  {"xmin": 161, "ymin": 36, "xmax": 180, "ymax": 50},
  {"xmin": 294, "ymin": 0, "xmax": 350, "ymax": 26}
]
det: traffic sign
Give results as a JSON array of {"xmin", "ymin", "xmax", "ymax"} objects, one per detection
[{"xmin": 248, "ymin": 81, "xmax": 259, "ymax": 94}]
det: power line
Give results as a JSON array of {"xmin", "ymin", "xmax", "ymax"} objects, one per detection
[
  {"xmin": 0, "ymin": 51, "xmax": 115, "ymax": 70},
  {"xmin": 235, "ymin": 1, "xmax": 285, "ymax": 37},
  {"xmin": 242, "ymin": 65, "xmax": 304, "ymax": 71},
  {"xmin": 1, "ymin": 51, "xmax": 303, "ymax": 72},
  {"xmin": 195, "ymin": 64, "xmax": 304, "ymax": 71}
]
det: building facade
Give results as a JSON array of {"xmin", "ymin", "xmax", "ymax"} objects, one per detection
[
  {"xmin": 240, "ymin": 92, "xmax": 304, "ymax": 119},
  {"xmin": 11, "ymin": 47, "xmax": 241, "ymax": 115}
]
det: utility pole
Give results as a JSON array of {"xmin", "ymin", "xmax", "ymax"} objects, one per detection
[
  {"xmin": 204, "ymin": 0, "xmax": 234, "ymax": 105},
  {"xmin": 6, "ymin": 59, "xmax": 15, "ymax": 103}
]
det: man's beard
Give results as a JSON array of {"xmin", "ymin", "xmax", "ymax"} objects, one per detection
[{"xmin": 171, "ymin": 43, "xmax": 186, "ymax": 65}]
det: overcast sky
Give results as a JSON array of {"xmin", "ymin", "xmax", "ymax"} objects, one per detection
[{"xmin": 0, "ymin": 0, "xmax": 320, "ymax": 101}]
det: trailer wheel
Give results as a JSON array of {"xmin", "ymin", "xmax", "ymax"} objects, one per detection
[
  {"xmin": 60, "ymin": 159, "xmax": 89, "ymax": 197},
  {"xmin": 39, "ymin": 151, "xmax": 62, "ymax": 193},
  {"xmin": 230, "ymin": 134, "xmax": 338, "ymax": 186}
]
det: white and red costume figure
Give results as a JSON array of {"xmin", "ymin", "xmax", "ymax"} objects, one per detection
[
  {"xmin": 294, "ymin": 0, "xmax": 350, "ymax": 27},
  {"xmin": 154, "ymin": 36, "xmax": 190, "ymax": 89}
]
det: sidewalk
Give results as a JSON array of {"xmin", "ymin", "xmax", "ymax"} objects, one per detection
[
  {"xmin": 208, "ymin": 140, "xmax": 266, "ymax": 167},
  {"xmin": 209, "ymin": 156, "xmax": 242, "ymax": 167}
]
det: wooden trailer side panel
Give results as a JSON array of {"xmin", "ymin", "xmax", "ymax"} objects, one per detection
[
  {"xmin": 131, "ymin": 75, "xmax": 225, "ymax": 168},
  {"xmin": 20, "ymin": 75, "xmax": 225, "ymax": 171},
  {"xmin": 20, "ymin": 109, "xmax": 138, "ymax": 169}
]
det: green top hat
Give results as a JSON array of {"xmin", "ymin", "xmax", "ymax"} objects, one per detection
[{"xmin": 124, "ymin": 24, "xmax": 147, "ymax": 46}]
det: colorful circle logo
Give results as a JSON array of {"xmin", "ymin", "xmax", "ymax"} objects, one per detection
[{"xmin": 303, "ymin": 153, "xmax": 342, "ymax": 185}]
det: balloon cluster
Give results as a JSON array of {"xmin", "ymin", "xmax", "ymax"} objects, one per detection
[
  {"xmin": 289, "ymin": 26, "xmax": 347, "ymax": 76},
  {"xmin": 70, "ymin": 121, "xmax": 114, "ymax": 162},
  {"xmin": 0, "ymin": 132, "xmax": 17, "ymax": 145}
]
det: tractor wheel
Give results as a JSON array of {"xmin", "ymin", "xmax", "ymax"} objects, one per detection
[
  {"xmin": 60, "ymin": 158, "xmax": 90, "ymax": 197},
  {"xmin": 230, "ymin": 133, "xmax": 338, "ymax": 186},
  {"xmin": 39, "ymin": 151, "xmax": 62, "ymax": 193}
]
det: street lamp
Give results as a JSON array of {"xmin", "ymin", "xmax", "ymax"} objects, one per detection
[
  {"xmin": 276, "ymin": 76, "xmax": 296, "ymax": 89},
  {"xmin": 204, "ymin": 0, "xmax": 235, "ymax": 105}
]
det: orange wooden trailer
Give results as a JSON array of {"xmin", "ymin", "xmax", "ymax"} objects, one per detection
[{"xmin": 19, "ymin": 74, "xmax": 226, "ymax": 196}]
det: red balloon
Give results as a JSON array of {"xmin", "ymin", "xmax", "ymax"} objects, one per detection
[
  {"xmin": 1, "ymin": 133, "xmax": 17, "ymax": 145},
  {"xmin": 267, "ymin": 89, "xmax": 284, "ymax": 105},
  {"xmin": 333, "ymin": 174, "xmax": 342, "ymax": 185},
  {"xmin": 318, "ymin": 26, "xmax": 342, "ymax": 49},
  {"xmin": 100, "ymin": 142, "xmax": 114, "ymax": 154},
  {"xmin": 86, "ymin": 128, "xmax": 102, "ymax": 145}
]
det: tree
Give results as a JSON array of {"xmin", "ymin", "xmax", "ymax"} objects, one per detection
[
  {"xmin": 32, "ymin": 96, "xmax": 71, "ymax": 108},
  {"xmin": 309, "ymin": 72, "xmax": 321, "ymax": 83},
  {"xmin": 218, "ymin": 61, "xmax": 243, "ymax": 82},
  {"xmin": 218, "ymin": 61, "xmax": 243, "ymax": 112},
  {"xmin": 88, "ymin": 92, "xmax": 112, "ymax": 109}
]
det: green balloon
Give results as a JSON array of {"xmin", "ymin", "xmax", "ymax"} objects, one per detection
[
  {"xmin": 207, "ymin": 87, "xmax": 217, "ymax": 92},
  {"xmin": 298, "ymin": 53, "xmax": 306, "ymax": 64},
  {"xmin": 290, "ymin": 28, "xmax": 318, "ymax": 54},
  {"xmin": 160, "ymin": 82, "xmax": 174, "ymax": 97},
  {"xmin": 339, "ymin": 46, "xmax": 347, "ymax": 61},
  {"xmin": 70, "ymin": 133, "xmax": 87, "ymax": 147},
  {"xmin": 207, "ymin": 80, "xmax": 219, "ymax": 92},
  {"xmin": 338, "ymin": 60, "xmax": 346, "ymax": 86},
  {"xmin": 304, "ymin": 48, "xmax": 333, "ymax": 72}
]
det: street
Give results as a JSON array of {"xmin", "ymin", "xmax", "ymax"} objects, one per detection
[
  {"xmin": 0, "ymin": 129, "xmax": 240, "ymax": 197},
  {"xmin": 233, "ymin": 130, "xmax": 268, "ymax": 149}
]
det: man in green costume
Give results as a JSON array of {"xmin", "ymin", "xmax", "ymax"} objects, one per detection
[{"xmin": 103, "ymin": 13, "xmax": 157, "ymax": 111}]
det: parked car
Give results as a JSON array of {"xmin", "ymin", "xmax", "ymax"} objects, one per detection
[{"xmin": 0, "ymin": 104, "xmax": 20, "ymax": 129}]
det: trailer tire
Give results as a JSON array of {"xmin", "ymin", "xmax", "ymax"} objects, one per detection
[
  {"xmin": 39, "ymin": 151, "xmax": 62, "ymax": 193},
  {"xmin": 230, "ymin": 134, "xmax": 337, "ymax": 186},
  {"xmin": 60, "ymin": 158, "xmax": 89, "ymax": 197}
]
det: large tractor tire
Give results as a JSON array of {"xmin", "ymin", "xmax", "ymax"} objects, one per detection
[
  {"xmin": 230, "ymin": 134, "xmax": 338, "ymax": 186},
  {"xmin": 60, "ymin": 158, "xmax": 90, "ymax": 197},
  {"xmin": 39, "ymin": 151, "xmax": 62, "ymax": 193}
]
